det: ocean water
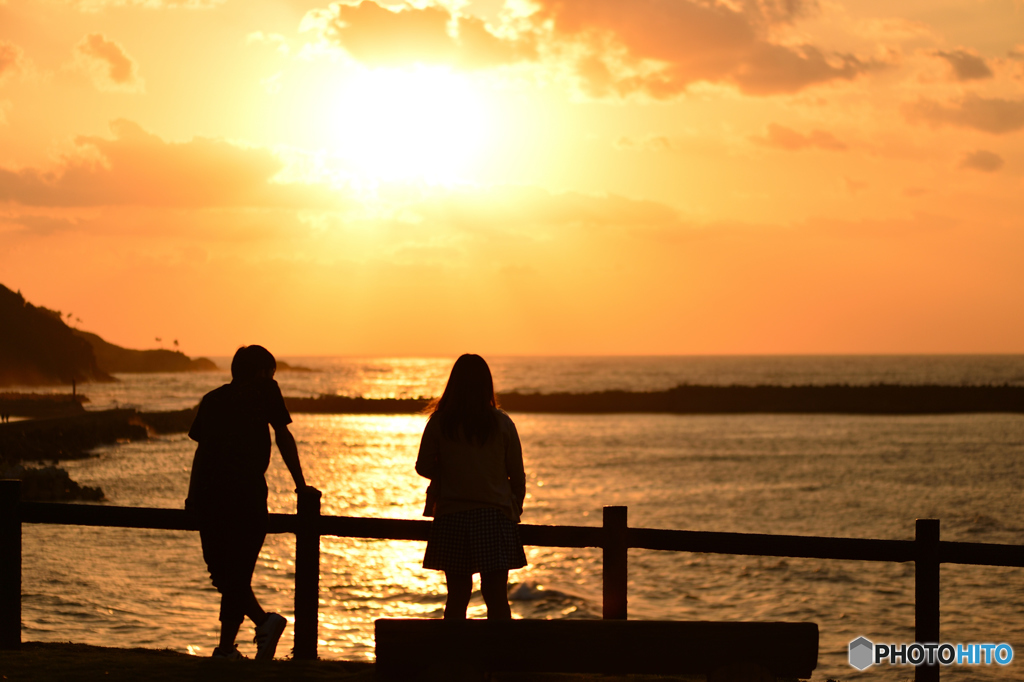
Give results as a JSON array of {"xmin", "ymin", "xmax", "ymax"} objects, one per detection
[{"xmin": 16, "ymin": 356, "xmax": 1024, "ymax": 680}]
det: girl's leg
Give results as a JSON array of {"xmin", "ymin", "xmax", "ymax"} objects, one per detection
[
  {"xmin": 480, "ymin": 570, "xmax": 511, "ymax": 620},
  {"xmin": 443, "ymin": 572, "xmax": 473, "ymax": 619}
]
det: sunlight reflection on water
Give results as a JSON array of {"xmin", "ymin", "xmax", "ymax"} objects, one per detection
[{"xmin": 17, "ymin": 359, "xmax": 1024, "ymax": 680}]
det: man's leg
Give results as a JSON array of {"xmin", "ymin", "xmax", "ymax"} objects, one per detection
[
  {"xmin": 244, "ymin": 588, "xmax": 269, "ymax": 627},
  {"xmin": 218, "ymin": 615, "xmax": 243, "ymax": 651},
  {"xmin": 217, "ymin": 585, "xmax": 248, "ymax": 651},
  {"xmin": 202, "ymin": 510, "xmax": 268, "ymax": 653},
  {"xmin": 443, "ymin": 572, "xmax": 473, "ymax": 619},
  {"xmin": 480, "ymin": 570, "xmax": 511, "ymax": 620}
]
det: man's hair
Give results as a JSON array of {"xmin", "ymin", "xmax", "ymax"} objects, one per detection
[{"xmin": 231, "ymin": 345, "xmax": 277, "ymax": 382}]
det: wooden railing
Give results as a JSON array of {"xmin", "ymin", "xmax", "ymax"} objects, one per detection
[{"xmin": 2, "ymin": 479, "xmax": 1023, "ymax": 681}]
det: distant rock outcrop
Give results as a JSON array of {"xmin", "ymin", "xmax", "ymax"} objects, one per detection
[
  {"xmin": 277, "ymin": 360, "xmax": 318, "ymax": 372},
  {"xmin": 0, "ymin": 285, "xmax": 113, "ymax": 386},
  {"xmin": 73, "ymin": 330, "xmax": 218, "ymax": 374},
  {"xmin": 0, "ymin": 463, "xmax": 104, "ymax": 502}
]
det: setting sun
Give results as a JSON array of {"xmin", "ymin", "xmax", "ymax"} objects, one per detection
[{"xmin": 323, "ymin": 66, "xmax": 491, "ymax": 182}]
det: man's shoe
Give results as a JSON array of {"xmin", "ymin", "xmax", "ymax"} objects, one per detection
[
  {"xmin": 211, "ymin": 645, "xmax": 245, "ymax": 659},
  {"xmin": 254, "ymin": 613, "xmax": 288, "ymax": 661}
]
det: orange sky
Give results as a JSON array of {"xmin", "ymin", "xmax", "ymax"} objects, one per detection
[{"xmin": 1, "ymin": 0, "xmax": 1022, "ymax": 356}]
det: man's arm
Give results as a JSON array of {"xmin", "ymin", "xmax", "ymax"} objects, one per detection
[{"xmin": 274, "ymin": 424, "xmax": 308, "ymax": 491}]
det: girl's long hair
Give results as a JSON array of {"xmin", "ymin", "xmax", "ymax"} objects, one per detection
[{"xmin": 426, "ymin": 354, "xmax": 499, "ymax": 445}]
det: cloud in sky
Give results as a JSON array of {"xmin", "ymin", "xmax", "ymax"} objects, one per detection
[
  {"xmin": 530, "ymin": 0, "xmax": 876, "ymax": 96},
  {"xmin": 407, "ymin": 185, "xmax": 683, "ymax": 233},
  {"xmin": 309, "ymin": 0, "xmax": 876, "ymax": 97},
  {"xmin": 308, "ymin": 1, "xmax": 535, "ymax": 69},
  {"xmin": 959, "ymin": 149, "xmax": 1004, "ymax": 172},
  {"xmin": 76, "ymin": 33, "xmax": 144, "ymax": 92},
  {"xmin": 0, "ymin": 41, "xmax": 24, "ymax": 83},
  {"xmin": 247, "ymin": 31, "xmax": 291, "ymax": 56},
  {"xmin": 72, "ymin": 0, "xmax": 224, "ymax": 10},
  {"xmin": 934, "ymin": 49, "xmax": 993, "ymax": 81},
  {"xmin": 614, "ymin": 135, "xmax": 675, "ymax": 152},
  {"xmin": 752, "ymin": 123, "xmax": 846, "ymax": 150},
  {"xmin": 0, "ymin": 119, "xmax": 340, "ymax": 207},
  {"xmin": 904, "ymin": 94, "xmax": 1024, "ymax": 134}
]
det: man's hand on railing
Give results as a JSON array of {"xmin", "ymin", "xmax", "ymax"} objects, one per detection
[{"xmin": 296, "ymin": 485, "xmax": 321, "ymax": 499}]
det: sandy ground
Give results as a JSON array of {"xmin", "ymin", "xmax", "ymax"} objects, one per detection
[{"xmin": 0, "ymin": 642, "xmax": 734, "ymax": 682}]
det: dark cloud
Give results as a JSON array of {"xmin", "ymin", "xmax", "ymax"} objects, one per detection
[
  {"xmin": 312, "ymin": 0, "xmax": 873, "ymax": 97},
  {"xmin": 731, "ymin": 43, "xmax": 868, "ymax": 95},
  {"xmin": 532, "ymin": 0, "xmax": 872, "ymax": 96},
  {"xmin": 3, "ymin": 214, "xmax": 82, "ymax": 236},
  {"xmin": 934, "ymin": 49, "xmax": 993, "ymax": 81},
  {"xmin": 752, "ymin": 123, "xmax": 846, "ymax": 150},
  {"xmin": 77, "ymin": 34, "xmax": 140, "ymax": 87},
  {"xmin": 0, "ymin": 41, "xmax": 23, "ymax": 82},
  {"xmin": 959, "ymin": 149, "xmax": 1004, "ymax": 172},
  {"xmin": 314, "ymin": 1, "xmax": 534, "ymax": 69},
  {"xmin": 0, "ymin": 119, "xmax": 340, "ymax": 208},
  {"xmin": 738, "ymin": 0, "xmax": 820, "ymax": 26},
  {"xmin": 904, "ymin": 94, "xmax": 1024, "ymax": 134}
]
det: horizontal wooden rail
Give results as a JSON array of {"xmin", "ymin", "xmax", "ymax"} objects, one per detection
[
  {"xmin": 629, "ymin": 527, "xmax": 915, "ymax": 563},
  {"xmin": 17, "ymin": 501, "xmax": 1024, "ymax": 568},
  {"xmin": 939, "ymin": 541, "xmax": 1024, "ymax": 568},
  {"xmin": 21, "ymin": 502, "xmax": 199, "ymax": 532},
  {"xmin": 18, "ymin": 504, "xmax": 606, "ymax": 548},
  {"xmin": 8, "ymin": 485, "xmax": 1024, "ymax": 682}
]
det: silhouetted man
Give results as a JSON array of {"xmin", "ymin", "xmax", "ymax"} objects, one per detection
[{"xmin": 186, "ymin": 345, "xmax": 316, "ymax": 659}]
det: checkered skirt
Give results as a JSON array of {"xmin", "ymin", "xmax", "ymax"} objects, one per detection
[{"xmin": 423, "ymin": 507, "xmax": 527, "ymax": 574}]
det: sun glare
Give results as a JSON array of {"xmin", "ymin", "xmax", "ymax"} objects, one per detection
[{"xmin": 326, "ymin": 67, "xmax": 490, "ymax": 183}]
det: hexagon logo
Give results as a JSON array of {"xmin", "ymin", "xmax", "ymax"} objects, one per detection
[{"xmin": 849, "ymin": 637, "xmax": 874, "ymax": 670}]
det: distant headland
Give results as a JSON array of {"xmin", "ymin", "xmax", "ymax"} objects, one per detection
[{"xmin": 0, "ymin": 283, "xmax": 218, "ymax": 387}]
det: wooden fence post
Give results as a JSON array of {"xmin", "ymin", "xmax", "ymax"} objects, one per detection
[
  {"xmin": 293, "ymin": 487, "xmax": 322, "ymax": 660},
  {"xmin": 916, "ymin": 519, "xmax": 940, "ymax": 682},
  {"xmin": 603, "ymin": 505, "xmax": 628, "ymax": 620},
  {"xmin": 1, "ymin": 480, "xmax": 21, "ymax": 650}
]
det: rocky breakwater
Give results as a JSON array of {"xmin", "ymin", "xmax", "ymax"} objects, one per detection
[
  {"xmin": 286, "ymin": 384, "xmax": 1024, "ymax": 415},
  {"xmin": 0, "ymin": 406, "xmax": 197, "ymax": 502},
  {"xmin": 0, "ymin": 392, "xmax": 88, "ymax": 419}
]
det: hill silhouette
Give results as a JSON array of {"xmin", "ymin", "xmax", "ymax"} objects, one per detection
[
  {"xmin": 0, "ymin": 285, "xmax": 112, "ymax": 386},
  {"xmin": 73, "ymin": 330, "xmax": 217, "ymax": 373},
  {"xmin": 0, "ymin": 283, "xmax": 218, "ymax": 386}
]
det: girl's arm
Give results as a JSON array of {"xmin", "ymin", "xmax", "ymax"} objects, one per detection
[
  {"xmin": 415, "ymin": 417, "xmax": 441, "ymax": 479},
  {"xmin": 505, "ymin": 418, "xmax": 526, "ymax": 516}
]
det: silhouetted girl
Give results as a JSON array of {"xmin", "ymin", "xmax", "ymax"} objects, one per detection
[{"xmin": 416, "ymin": 354, "xmax": 527, "ymax": 619}]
